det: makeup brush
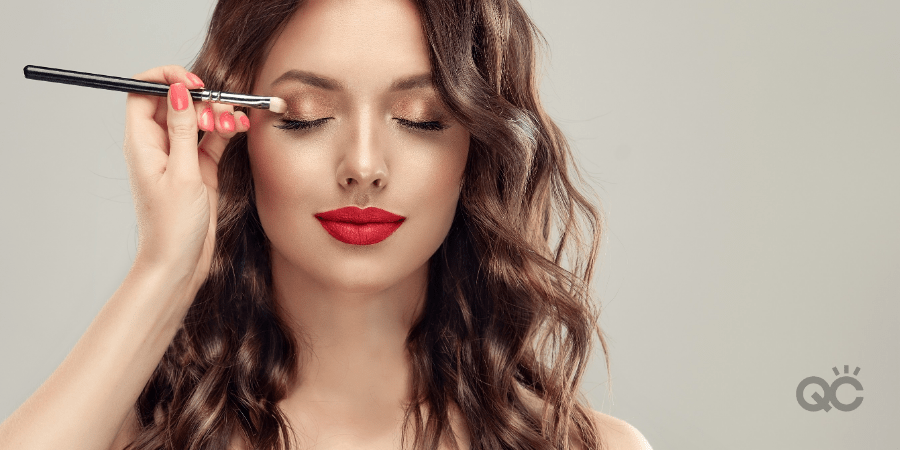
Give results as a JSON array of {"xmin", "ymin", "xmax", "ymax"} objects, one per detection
[{"xmin": 23, "ymin": 65, "xmax": 287, "ymax": 114}]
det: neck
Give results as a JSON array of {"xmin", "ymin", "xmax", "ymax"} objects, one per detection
[{"xmin": 270, "ymin": 250, "xmax": 428, "ymax": 409}]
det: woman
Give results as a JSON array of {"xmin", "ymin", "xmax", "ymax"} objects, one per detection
[{"xmin": 0, "ymin": 0, "xmax": 650, "ymax": 449}]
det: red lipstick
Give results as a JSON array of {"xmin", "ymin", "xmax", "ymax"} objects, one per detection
[{"xmin": 314, "ymin": 206, "xmax": 405, "ymax": 245}]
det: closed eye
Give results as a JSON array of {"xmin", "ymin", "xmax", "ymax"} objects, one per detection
[
  {"xmin": 395, "ymin": 118, "xmax": 448, "ymax": 131},
  {"xmin": 275, "ymin": 117, "xmax": 447, "ymax": 132},
  {"xmin": 275, "ymin": 118, "xmax": 331, "ymax": 130}
]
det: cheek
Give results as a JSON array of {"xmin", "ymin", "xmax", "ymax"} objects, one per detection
[
  {"xmin": 408, "ymin": 130, "xmax": 469, "ymax": 235},
  {"xmin": 246, "ymin": 128, "xmax": 326, "ymax": 232},
  {"xmin": 248, "ymin": 132, "xmax": 290, "ymax": 212},
  {"xmin": 405, "ymin": 131, "xmax": 468, "ymax": 207}
]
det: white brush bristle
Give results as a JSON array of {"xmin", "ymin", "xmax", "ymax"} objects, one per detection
[{"xmin": 268, "ymin": 97, "xmax": 287, "ymax": 114}]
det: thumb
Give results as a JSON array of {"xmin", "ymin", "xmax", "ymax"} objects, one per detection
[{"xmin": 166, "ymin": 83, "xmax": 201, "ymax": 179}]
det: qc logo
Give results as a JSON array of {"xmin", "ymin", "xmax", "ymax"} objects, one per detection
[{"xmin": 796, "ymin": 365, "xmax": 863, "ymax": 412}]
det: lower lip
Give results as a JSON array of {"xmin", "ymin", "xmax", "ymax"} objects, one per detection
[{"xmin": 317, "ymin": 220, "xmax": 403, "ymax": 245}]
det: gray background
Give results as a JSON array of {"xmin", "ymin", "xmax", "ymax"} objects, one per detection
[{"xmin": 1, "ymin": 1, "xmax": 897, "ymax": 448}]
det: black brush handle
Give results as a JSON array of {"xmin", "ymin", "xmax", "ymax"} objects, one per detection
[
  {"xmin": 24, "ymin": 65, "xmax": 174, "ymax": 97},
  {"xmin": 23, "ymin": 65, "xmax": 280, "ymax": 110}
]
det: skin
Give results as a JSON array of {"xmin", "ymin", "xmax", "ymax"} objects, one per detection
[{"xmin": 0, "ymin": 0, "xmax": 650, "ymax": 449}]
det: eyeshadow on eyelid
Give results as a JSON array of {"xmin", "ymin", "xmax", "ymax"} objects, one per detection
[
  {"xmin": 280, "ymin": 90, "xmax": 336, "ymax": 117},
  {"xmin": 393, "ymin": 96, "xmax": 447, "ymax": 120}
]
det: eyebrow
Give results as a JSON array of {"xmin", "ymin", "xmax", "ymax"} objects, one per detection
[
  {"xmin": 390, "ymin": 74, "xmax": 432, "ymax": 91},
  {"xmin": 271, "ymin": 70, "xmax": 432, "ymax": 92},
  {"xmin": 272, "ymin": 70, "xmax": 341, "ymax": 90}
]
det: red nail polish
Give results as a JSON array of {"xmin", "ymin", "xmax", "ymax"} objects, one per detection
[
  {"xmin": 171, "ymin": 83, "xmax": 189, "ymax": 111},
  {"xmin": 220, "ymin": 112, "xmax": 235, "ymax": 132},
  {"xmin": 201, "ymin": 108, "xmax": 214, "ymax": 131},
  {"xmin": 240, "ymin": 115, "xmax": 250, "ymax": 130},
  {"xmin": 186, "ymin": 72, "xmax": 204, "ymax": 88}
]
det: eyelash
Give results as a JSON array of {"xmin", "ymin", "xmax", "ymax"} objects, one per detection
[
  {"xmin": 394, "ymin": 118, "xmax": 448, "ymax": 131},
  {"xmin": 274, "ymin": 118, "xmax": 447, "ymax": 132},
  {"xmin": 275, "ymin": 118, "xmax": 330, "ymax": 130}
]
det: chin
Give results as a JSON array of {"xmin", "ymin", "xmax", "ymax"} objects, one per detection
[
  {"xmin": 336, "ymin": 252, "xmax": 432, "ymax": 295},
  {"xmin": 307, "ymin": 255, "xmax": 409, "ymax": 292},
  {"xmin": 328, "ymin": 271, "xmax": 397, "ymax": 294}
]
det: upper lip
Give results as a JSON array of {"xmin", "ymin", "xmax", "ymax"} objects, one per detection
[{"xmin": 315, "ymin": 206, "xmax": 405, "ymax": 224}]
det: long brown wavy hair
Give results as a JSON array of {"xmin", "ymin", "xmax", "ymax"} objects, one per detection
[{"xmin": 125, "ymin": 1, "xmax": 608, "ymax": 449}]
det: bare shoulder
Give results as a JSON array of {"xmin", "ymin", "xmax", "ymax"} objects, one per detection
[
  {"xmin": 588, "ymin": 410, "xmax": 652, "ymax": 450},
  {"xmin": 515, "ymin": 386, "xmax": 650, "ymax": 450}
]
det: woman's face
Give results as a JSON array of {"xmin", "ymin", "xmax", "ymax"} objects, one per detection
[{"xmin": 247, "ymin": 0, "xmax": 469, "ymax": 294}]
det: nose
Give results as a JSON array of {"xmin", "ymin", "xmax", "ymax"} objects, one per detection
[{"xmin": 335, "ymin": 110, "xmax": 388, "ymax": 192}]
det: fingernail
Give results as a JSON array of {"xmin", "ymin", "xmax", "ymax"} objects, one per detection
[
  {"xmin": 239, "ymin": 115, "xmax": 250, "ymax": 130},
  {"xmin": 200, "ymin": 108, "xmax": 214, "ymax": 131},
  {"xmin": 186, "ymin": 72, "xmax": 204, "ymax": 88},
  {"xmin": 171, "ymin": 83, "xmax": 189, "ymax": 111},
  {"xmin": 220, "ymin": 112, "xmax": 235, "ymax": 132}
]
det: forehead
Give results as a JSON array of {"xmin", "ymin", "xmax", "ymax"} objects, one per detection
[{"xmin": 257, "ymin": 0, "xmax": 432, "ymax": 91}]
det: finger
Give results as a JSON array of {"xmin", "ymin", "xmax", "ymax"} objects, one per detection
[
  {"xmin": 184, "ymin": 72, "xmax": 205, "ymax": 89},
  {"xmin": 233, "ymin": 110, "xmax": 251, "ymax": 132},
  {"xmin": 197, "ymin": 126, "xmax": 231, "ymax": 166},
  {"xmin": 166, "ymin": 82, "xmax": 200, "ymax": 179},
  {"xmin": 196, "ymin": 103, "xmax": 215, "ymax": 133},
  {"xmin": 211, "ymin": 103, "xmax": 237, "ymax": 137},
  {"xmin": 132, "ymin": 65, "xmax": 204, "ymax": 88},
  {"xmin": 157, "ymin": 73, "xmax": 206, "ymax": 128},
  {"xmin": 198, "ymin": 147, "xmax": 220, "ymax": 194},
  {"xmin": 198, "ymin": 107, "xmax": 252, "ymax": 166}
]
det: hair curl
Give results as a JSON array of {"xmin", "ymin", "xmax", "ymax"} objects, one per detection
[{"xmin": 125, "ymin": 1, "xmax": 608, "ymax": 449}]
